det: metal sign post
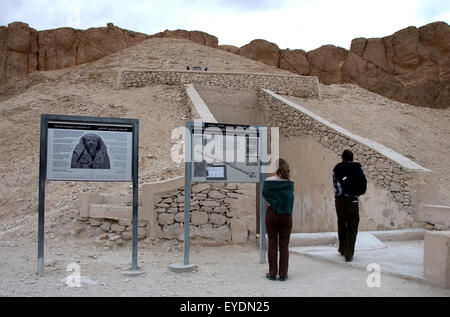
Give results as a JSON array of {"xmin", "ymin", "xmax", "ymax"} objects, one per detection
[
  {"xmin": 38, "ymin": 114, "xmax": 140, "ymax": 276},
  {"xmin": 130, "ymin": 121, "xmax": 140, "ymax": 273},
  {"xmin": 259, "ymin": 126, "xmax": 267, "ymax": 264},
  {"xmin": 169, "ymin": 121, "xmax": 267, "ymax": 272}
]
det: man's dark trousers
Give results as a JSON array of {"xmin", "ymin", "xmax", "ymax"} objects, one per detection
[{"xmin": 335, "ymin": 196, "xmax": 360, "ymax": 259}]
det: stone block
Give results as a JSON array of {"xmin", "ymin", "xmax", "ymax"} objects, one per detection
[
  {"xmin": 231, "ymin": 218, "xmax": 248, "ymax": 244},
  {"xmin": 209, "ymin": 214, "xmax": 227, "ymax": 226},
  {"xmin": 121, "ymin": 227, "xmax": 148, "ymax": 240},
  {"xmin": 208, "ymin": 190, "xmax": 226, "ymax": 199},
  {"xmin": 175, "ymin": 212, "xmax": 185, "ymax": 223},
  {"xmin": 89, "ymin": 218, "xmax": 103, "ymax": 227},
  {"xmin": 212, "ymin": 206, "xmax": 227, "ymax": 214},
  {"xmin": 424, "ymin": 230, "xmax": 450, "ymax": 289},
  {"xmin": 158, "ymin": 213, "xmax": 175, "ymax": 225},
  {"xmin": 100, "ymin": 221, "xmax": 111, "ymax": 232},
  {"xmin": 200, "ymin": 200, "xmax": 221, "ymax": 207},
  {"xmin": 111, "ymin": 224, "xmax": 126, "ymax": 233},
  {"xmin": 162, "ymin": 223, "xmax": 183, "ymax": 240},
  {"xmin": 191, "ymin": 211, "xmax": 208, "ymax": 225},
  {"xmin": 89, "ymin": 204, "xmax": 132, "ymax": 221},
  {"xmin": 195, "ymin": 224, "xmax": 231, "ymax": 242},
  {"xmin": 192, "ymin": 183, "xmax": 210, "ymax": 193}
]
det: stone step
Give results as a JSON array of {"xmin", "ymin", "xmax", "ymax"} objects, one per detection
[
  {"xmin": 100, "ymin": 195, "xmax": 143, "ymax": 206},
  {"xmin": 89, "ymin": 204, "xmax": 133, "ymax": 221},
  {"xmin": 101, "ymin": 195, "xmax": 132, "ymax": 205}
]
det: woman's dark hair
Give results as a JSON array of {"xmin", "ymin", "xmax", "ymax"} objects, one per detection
[
  {"xmin": 342, "ymin": 149, "xmax": 354, "ymax": 162},
  {"xmin": 276, "ymin": 158, "xmax": 290, "ymax": 180}
]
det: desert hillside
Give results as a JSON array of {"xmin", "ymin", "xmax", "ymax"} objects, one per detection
[
  {"xmin": 1, "ymin": 21, "xmax": 448, "ymax": 109},
  {"xmin": 0, "ymin": 33, "xmax": 448, "ymax": 236},
  {"xmin": 0, "ymin": 37, "xmax": 292, "ymax": 226}
]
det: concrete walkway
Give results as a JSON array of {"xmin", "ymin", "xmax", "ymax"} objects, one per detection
[{"xmin": 289, "ymin": 229, "xmax": 433, "ymax": 285}]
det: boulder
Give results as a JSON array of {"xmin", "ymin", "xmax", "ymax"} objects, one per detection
[
  {"xmin": 219, "ymin": 45, "xmax": 240, "ymax": 55},
  {"xmin": 239, "ymin": 39, "xmax": 280, "ymax": 67},
  {"xmin": 279, "ymin": 49, "xmax": 310, "ymax": 75},
  {"xmin": 153, "ymin": 29, "xmax": 218, "ymax": 48},
  {"xmin": 306, "ymin": 45, "xmax": 348, "ymax": 84}
]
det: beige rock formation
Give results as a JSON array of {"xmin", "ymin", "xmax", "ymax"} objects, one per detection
[
  {"xmin": 346, "ymin": 22, "xmax": 450, "ymax": 109},
  {"xmin": 279, "ymin": 49, "xmax": 310, "ymax": 75},
  {"xmin": 0, "ymin": 22, "xmax": 149, "ymax": 84},
  {"xmin": 1, "ymin": 20, "xmax": 448, "ymax": 108},
  {"xmin": 239, "ymin": 39, "xmax": 280, "ymax": 67},
  {"xmin": 152, "ymin": 29, "xmax": 218, "ymax": 48},
  {"xmin": 218, "ymin": 44, "xmax": 240, "ymax": 55},
  {"xmin": 306, "ymin": 45, "xmax": 348, "ymax": 84},
  {"xmin": 224, "ymin": 21, "xmax": 450, "ymax": 108}
]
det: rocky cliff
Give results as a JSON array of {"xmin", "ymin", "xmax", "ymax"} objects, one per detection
[
  {"xmin": 0, "ymin": 23, "xmax": 221, "ymax": 86},
  {"xmin": 152, "ymin": 29, "xmax": 218, "ymax": 48},
  {"xmin": 0, "ymin": 22, "xmax": 151, "ymax": 85},
  {"xmin": 1, "ymin": 21, "xmax": 448, "ymax": 108},
  {"xmin": 222, "ymin": 21, "xmax": 449, "ymax": 108}
]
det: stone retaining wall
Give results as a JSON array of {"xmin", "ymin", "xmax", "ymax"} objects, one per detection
[
  {"xmin": 258, "ymin": 88, "xmax": 431, "ymax": 216},
  {"xmin": 118, "ymin": 69, "xmax": 320, "ymax": 99},
  {"xmin": 153, "ymin": 182, "xmax": 252, "ymax": 244}
]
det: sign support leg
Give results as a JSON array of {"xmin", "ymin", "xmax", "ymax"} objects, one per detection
[
  {"xmin": 169, "ymin": 124, "xmax": 196, "ymax": 273},
  {"xmin": 37, "ymin": 178, "xmax": 45, "ymax": 276}
]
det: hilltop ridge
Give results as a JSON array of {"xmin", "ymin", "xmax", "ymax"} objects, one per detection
[{"xmin": 1, "ymin": 21, "xmax": 448, "ymax": 108}]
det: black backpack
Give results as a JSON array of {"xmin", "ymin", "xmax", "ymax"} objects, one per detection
[{"xmin": 335, "ymin": 162, "xmax": 367, "ymax": 197}]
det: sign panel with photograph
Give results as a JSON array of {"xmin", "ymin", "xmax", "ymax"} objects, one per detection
[
  {"xmin": 38, "ymin": 114, "xmax": 140, "ymax": 276},
  {"xmin": 46, "ymin": 120, "xmax": 134, "ymax": 182},
  {"xmin": 188, "ymin": 122, "xmax": 262, "ymax": 183}
]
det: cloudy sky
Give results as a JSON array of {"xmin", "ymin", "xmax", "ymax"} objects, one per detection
[{"xmin": 1, "ymin": 0, "xmax": 449, "ymax": 51}]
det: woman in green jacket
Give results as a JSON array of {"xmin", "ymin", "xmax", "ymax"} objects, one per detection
[{"xmin": 262, "ymin": 158, "xmax": 294, "ymax": 281}]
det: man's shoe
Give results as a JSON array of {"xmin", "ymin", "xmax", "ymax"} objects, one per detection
[
  {"xmin": 345, "ymin": 256, "xmax": 353, "ymax": 262},
  {"xmin": 279, "ymin": 276, "xmax": 288, "ymax": 281},
  {"xmin": 266, "ymin": 273, "xmax": 276, "ymax": 281}
]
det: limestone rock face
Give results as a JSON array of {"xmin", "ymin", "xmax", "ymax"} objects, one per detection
[
  {"xmin": 152, "ymin": 29, "xmax": 218, "ymax": 48},
  {"xmin": 345, "ymin": 22, "xmax": 450, "ymax": 108},
  {"xmin": 218, "ymin": 45, "xmax": 240, "ymax": 55},
  {"xmin": 1, "ymin": 22, "xmax": 38, "ymax": 84},
  {"xmin": 279, "ymin": 49, "xmax": 310, "ymax": 75},
  {"xmin": 306, "ymin": 45, "xmax": 348, "ymax": 84},
  {"xmin": 234, "ymin": 21, "xmax": 449, "ymax": 108},
  {"xmin": 0, "ymin": 22, "xmax": 149, "ymax": 84},
  {"xmin": 239, "ymin": 39, "xmax": 280, "ymax": 67}
]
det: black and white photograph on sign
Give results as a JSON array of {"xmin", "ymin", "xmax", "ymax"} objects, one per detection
[
  {"xmin": 71, "ymin": 133, "xmax": 111, "ymax": 169},
  {"xmin": 46, "ymin": 122, "xmax": 133, "ymax": 182}
]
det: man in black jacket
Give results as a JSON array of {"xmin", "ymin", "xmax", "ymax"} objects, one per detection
[{"xmin": 333, "ymin": 149, "xmax": 367, "ymax": 262}]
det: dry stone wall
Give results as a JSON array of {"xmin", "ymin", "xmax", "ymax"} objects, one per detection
[
  {"xmin": 118, "ymin": 69, "xmax": 320, "ymax": 99},
  {"xmin": 258, "ymin": 89, "xmax": 429, "ymax": 216},
  {"xmin": 153, "ymin": 182, "xmax": 250, "ymax": 244}
]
